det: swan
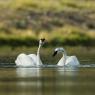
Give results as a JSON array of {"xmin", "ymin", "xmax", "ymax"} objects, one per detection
[
  {"xmin": 53, "ymin": 47, "xmax": 80, "ymax": 66},
  {"xmin": 15, "ymin": 38, "xmax": 45, "ymax": 67}
]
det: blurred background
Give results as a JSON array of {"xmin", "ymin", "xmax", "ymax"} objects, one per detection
[
  {"xmin": 0, "ymin": 1, "xmax": 95, "ymax": 95},
  {"xmin": 0, "ymin": 0, "xmax": 95, "ymax": 64}
]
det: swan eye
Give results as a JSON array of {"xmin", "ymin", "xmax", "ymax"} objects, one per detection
[{"xmin": 52, "ymin": 51, "xmax": 57, "ymax": 57}]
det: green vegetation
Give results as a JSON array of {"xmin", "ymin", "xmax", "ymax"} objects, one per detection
[{"xmin": 0, "ymin": 0, "xmax": 95, "ymax": 46}]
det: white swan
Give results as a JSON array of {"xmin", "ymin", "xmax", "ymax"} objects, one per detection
[
  {"xmin": 53, "ymin": 47, "xmax": 80, "ymax": 66},
  {"xmin": 15, "ymin": 39, "xmax": 45, "ymax": 67}
]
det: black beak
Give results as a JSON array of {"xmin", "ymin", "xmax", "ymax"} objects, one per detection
[{"xmin": 52, "ymin": 51, "xmax": 57, "ymax": 57}]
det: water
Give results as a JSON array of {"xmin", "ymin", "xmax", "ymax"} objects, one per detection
[
  {"xmin": 0, "ymin": 47, "xmax": 95, "ymax": 95},
  {"xmin": 0, "ymin": 64, "xmax": 95, "ymax": 95}
]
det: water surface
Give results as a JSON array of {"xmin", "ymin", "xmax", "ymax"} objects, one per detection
[
  {"xmin": 0, "ymin": 47, "xmax": 95, "ymax": 95},
  {"xmin": 0, "ymin": 64, "xmax": 95, "ymax": 95}
]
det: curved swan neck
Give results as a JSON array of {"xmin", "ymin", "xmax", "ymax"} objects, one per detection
[{"xmin": 57, "ymin": 49, "xmax": 67, "ymax": 66}]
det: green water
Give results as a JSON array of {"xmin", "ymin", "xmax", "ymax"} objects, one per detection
[
  {"xmin": 0, "ymin": 67, "xmax": 95, "ymax": 95},
  {"xmin": 0, "ymin": 47, "xmax": 95, "ymax": 95}
]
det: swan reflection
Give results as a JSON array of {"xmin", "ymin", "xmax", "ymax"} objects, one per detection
[
  {"xmin": 16, "ymin": 65, "xmax": 79, "ymax": 95},
  {"xmin": 57, "ymin": 66, "xmax": 79, "ymax": 76},
  {"xmin": 16, "ymin": 67, "xmax": 41, "ymax": 77}
]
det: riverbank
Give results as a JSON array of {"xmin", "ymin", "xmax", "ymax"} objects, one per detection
[
  {"xmin": 0, "ymin": 31, "xmax": 95, "ymax": 48},
  {"xmin": 0, "ymin": 0, "xmax": 95, "ymax": 46},
  {"xmin": 0, "ymin": 28, "xmax": 95, "ymax": 46}
]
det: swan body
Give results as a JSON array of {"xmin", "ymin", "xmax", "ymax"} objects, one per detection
[
  {"xmin": 53, "ymin": 48, "xmax": 80, "ymax": 66},
  {"xmin": 15, "ymin": 53, "xmax": 37, "ymax": 67},
  {"xmin": 15, "ymin": 39, "xmax": 45, "ymax": 67}
]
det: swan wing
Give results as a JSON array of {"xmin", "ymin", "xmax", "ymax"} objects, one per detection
[
  {"xmin": 28, "ymin": 54, "xmax": 37, "ymax": 64},
  {"xmin": 15, "ymin": 53, "xmax": 35, "ymax": 67},
  {"xmin": 28, "ymin": 54, "xmax": 43, "ymax": 66},
  {"xmin": 66, "ymin": 56, "xmax": 80, "ymax": 66}
]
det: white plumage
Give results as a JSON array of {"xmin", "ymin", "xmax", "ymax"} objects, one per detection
[
  {"xmin": 15, "ymin": 39, "xmax": 45, "ymax": 67},
  {"xmin": 53, "ymin": 48, "xmax": 80, "ymax": 66}
]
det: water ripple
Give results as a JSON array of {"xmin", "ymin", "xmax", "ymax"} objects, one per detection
[{"xmin": 0, "ymin": 63, "xmax": 95, "ymax": 68}]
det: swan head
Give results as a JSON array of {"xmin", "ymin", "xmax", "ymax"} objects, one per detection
[
  {"xmin": 53, "ymin": 48, "xmax": 65, "ymax": 56},
  {"xmin": 39, "ymin": 38, "xmax": 45, "ymax": 46}
]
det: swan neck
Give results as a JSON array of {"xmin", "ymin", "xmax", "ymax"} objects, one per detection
[
  {"xmin": 62, "ymin": 50, "xmax": 67, "ymax": 65},
  {"xmin": 37, "ymin": 44, "xmax": 42, "ymax": 66},
  {"xmin": 37, "ymin": 44, "xmax": 41, "ymax": 55},
  {"xmin": 57, "ymin": 49, "xmax": 67, "ymax": 66}
]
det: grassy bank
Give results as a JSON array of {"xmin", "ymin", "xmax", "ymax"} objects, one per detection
[
  {"xmin": 0, "ymin": 26, "xmax": 95, "ymax": 46},
  {"xmin": 0, "ymin": 0, "xmax": 95, "ymax": 46}
]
